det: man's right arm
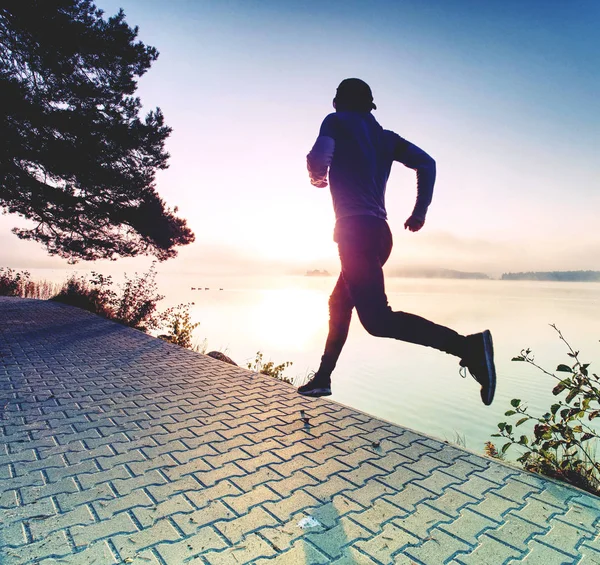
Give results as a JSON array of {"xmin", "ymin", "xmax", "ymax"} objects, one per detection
[
  {"xmin": 307, "ymin": 114, "xmax": 337, "ymax": 188},
  {"xmin": 394, "ymin": 136, "xmax": 436, "ymax": 225}
]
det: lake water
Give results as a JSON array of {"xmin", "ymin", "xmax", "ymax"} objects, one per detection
[{"xmin": 157, "ymin": 274, "xmax": 600, "ymax": 457}]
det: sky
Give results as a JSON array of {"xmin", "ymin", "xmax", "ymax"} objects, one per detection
[{"xmin": 2, "ymin": 0, "xmax": 599, "ymax": 278}]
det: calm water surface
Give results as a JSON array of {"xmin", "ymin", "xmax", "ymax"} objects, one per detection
[{"xmin": 157, "ymin": 274, "xmax": 600, "ymax": 456}]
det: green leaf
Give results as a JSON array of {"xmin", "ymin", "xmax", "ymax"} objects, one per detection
[
  {"xmin": 516, "ymin": 417, "xmax": 529, "ymax": 427},
  {"xmin": 511, "ymin": 356, "xmax": 525, "ymax": 362},
  {"xmin": 505, "ymin": 410, "xmax": 516, "ymax": 417},
  {"xmin": 498, "ymin": 422, "xmax": 506, "ymax": 431},
  {"xmin": 556, "ymin": 364, "xmax": 573, "ymax": 373},
  {"xmin": 519, "ymin": 435, "xmax": 528, "ymax": 445},
  {"xmin": 550, "ymin": 403, "xmax": 561, "ymax": 415},
  {"xmin": 511, "ymin": 399, "xmax": 521, "ymax": 408},
  {"xmin": 501, "ymin": 442, "xmax": 511, "ymax": 454}
]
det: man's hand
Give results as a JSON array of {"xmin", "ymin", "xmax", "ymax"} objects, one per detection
[
  {"xmin": 311, "ymin": 179, "xmax": 328, "ymax": 188},
  {"xmin": 404, "ymin": 215, "xmax": 425, "ymax": 232}
]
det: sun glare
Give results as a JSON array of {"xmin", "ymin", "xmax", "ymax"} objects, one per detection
[{"xmin": 250, "ymin": 288, "xmax": 328, "ymax": 350}]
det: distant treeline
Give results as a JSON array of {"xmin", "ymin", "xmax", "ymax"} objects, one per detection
[
  {"xmin": 502, "ymin": 271, "xmax": 600, "ymax": 282},
  {"xmin": 390, "ymin": 268, "xmax": 490, "ymax": 280}
]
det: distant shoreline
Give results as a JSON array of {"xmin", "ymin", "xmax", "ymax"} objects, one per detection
[
  {"xmin": 303, "ymin": 268, "xmax": 600, "ymax": 282},
  {"xmin": 501, "ymin": 270, "xmax": 600, "ymax": 282}
]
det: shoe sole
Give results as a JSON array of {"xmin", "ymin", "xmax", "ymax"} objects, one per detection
[
  {"xmin": 481, "ymin": 330, "xmax": 496, "ymax": 405},
  {"xmin": 297, "ymin": 388, "xmax": 332, "ymax": 397}
]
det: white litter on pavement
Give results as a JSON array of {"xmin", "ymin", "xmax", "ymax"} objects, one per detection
[{"xmin": 297, "ymin": 516, "xmax": 322, "ymax": 529}]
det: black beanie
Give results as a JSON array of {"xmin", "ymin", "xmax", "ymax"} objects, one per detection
[{"xmin": 334, "ymin": 78, "xmax": 377, "ymax": 111}]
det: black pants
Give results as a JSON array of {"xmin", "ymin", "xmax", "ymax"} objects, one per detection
[{"xmin": 317, "ymin": 215, "xmax": 466, "ymax": 378}]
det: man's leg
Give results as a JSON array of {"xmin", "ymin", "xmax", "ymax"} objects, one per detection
[
  {"xmin": 317, "ymin": 274, "xmax": 354, "ymax": 378},
  {"xmin": 338, "ymin": 217, "xmax": 467, "ymax": 357},
  {"xmin": 336, "ymin": 216, "xmax": 496, "ymax": 405},
  {"xmin": 298, "ymin": 274, "xmax": 353, "ymax": 397}
]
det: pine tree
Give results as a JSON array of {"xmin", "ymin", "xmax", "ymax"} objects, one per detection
[{"xmin": 0, "ymin": 0, "xmax": 194, "ymax": 261}]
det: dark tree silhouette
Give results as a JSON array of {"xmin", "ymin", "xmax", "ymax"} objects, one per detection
[{"xmin": 0, "ymin": 0, "xmax": 194, "ymax": 261}]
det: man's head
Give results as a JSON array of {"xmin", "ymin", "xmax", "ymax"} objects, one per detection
[{"xmin": 333, "ymin": 78, "xmax": 377, "ymax": 112}]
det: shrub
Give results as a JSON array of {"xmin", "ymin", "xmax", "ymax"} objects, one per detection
[
  {"xmin": 489, "ymin": 325, "xmax": 599, "ymax": 496},
  {"xmin": 0, "ymin": 268, "xmax": 30, "ymax": 296},
  {"xmin": 51, "ymin": 274, "xmax": 114, "ymax": 317},
  {"xmin": 247, "ymin": 351, "xmax": 293, "ymax": 383},
  {"xmin": 158, "ymin": 303, "xmax": 200, "ymax": 349},
  {"xmin": 51, "ymin": 264, "xmax": 163, "ymax": 331},
  {"xmin": 112, "ymin": 264, "xmax": 163, "ymax": 331}
]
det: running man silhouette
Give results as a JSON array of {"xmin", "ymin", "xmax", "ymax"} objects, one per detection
[{"xmin": 298, "ymin": 78, "xmax": 496, "ymax": 405}]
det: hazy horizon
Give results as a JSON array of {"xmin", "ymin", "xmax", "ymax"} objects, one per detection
[{"xmin": 1, "ymin": 0, "xmax": 599, "ymax": 277}]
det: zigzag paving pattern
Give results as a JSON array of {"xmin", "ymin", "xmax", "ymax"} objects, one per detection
[{"xmin": 1, "ymin": 296, "xmax": 599, "ymax": 565}]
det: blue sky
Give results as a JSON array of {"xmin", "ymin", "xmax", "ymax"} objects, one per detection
[{"xmin": 2, "ymin": 0, "xmax": 598, "ymax": 275}]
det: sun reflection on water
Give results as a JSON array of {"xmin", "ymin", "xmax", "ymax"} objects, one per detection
[{"xmin": 249, "ymin": 288, "xmax": 328, "ymax": 351}]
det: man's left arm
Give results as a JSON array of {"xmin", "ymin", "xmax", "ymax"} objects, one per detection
[{"xmin": 393, "ymin": 136, "xmax": 436, "ymax": 232}]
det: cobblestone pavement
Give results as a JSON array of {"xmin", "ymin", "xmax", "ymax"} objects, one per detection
[{"xmin": 1, "ymin": 297, "xmax": 599, "ymax": 565}]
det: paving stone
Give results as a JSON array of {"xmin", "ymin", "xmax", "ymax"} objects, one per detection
[
  {"xmin": 112, "ymin": 519, "xmax": 182, "ymax": 560},
  {"xmin": 577, "ymin": 546, "xmax": 600, "ymax": 565},
  {"xmin": 94, "ymin": 488, "xmax": 154, "ymax": 520},
  {"xmin": 533, "ymin": 519, "xmax": 594, "ymax": 558},
  {"xmin": 344, "ymin": 478, "xmax": 397, "ymax": 507},
  {"xmin": 112, "ymin": 469, "xmax": 167, "ymax": 496},
  {"xmin": 214, "ymin": 506, "xmax": 279, "ymax": 543},
  {"xmin": 266, "ymin": 470, "xmax": 319, "ymax": 498},
  {"xmin": 254, "ymin": 538, "xmax": 331, "ymax": 564},
  {"xmin": 384, "ymin": 482, "xmax": 437, "ymax": 513},
  {"xmin": 412, "ymin": 468, "xmax": 463, "ymax": 495},
  {"xmin": 155, "ymin": 526, "xmax": 228, "ymax": 562},
  {"xmin": 330, "ymin": 545, "xmax": 381, "ymax": 564},
  {"xmin": 307, "ymin": 494, "xmax": 363, "ymax": 528},
  {"xmin": 453, "ymin": 534, "xmax": 524, "ymax": 564},
  {"xmin": 440, "ymin": 501, "xmax": 499, "ymax": 547},
  {"xmin": 203, "ymin": 532, "xmax": 277, "ymax": 565},
  {"xmin": 54, "ymin": 482, "xmax": 113, "ymax": 512},
  {"xmin": 307, "ymin": 516, "xmax": 372, "ymax": 559},
  {"xmin": 355, "ymin": 521, "xmax": 419, "ymax": 563},
  {"xmin": 263, "ymin": 489, "xmax": 321, "ymax": 522},
  {"xmin": 172, "ymin": 499, "xmax": 236, "ymax": 535},
  {"xmin": 512, "ymin": 496, "xmax": 564, "ymax": 526},
  {"xmin": 377, "ymin": 464, "xmax": 421, "ymax": 490},
  {"xmin": 466, "ymin": 490, "xmax": 521, "ymax": 523},
  {"xmin": 224, "ymin": 484, "xmax": 281, "ymax": 515},
  {"xmin": 405, "ymin": 527, "xmax": 473, "ymax": 564},
  {"xmin": 71, "ymin": 512, "xmax": 138, "ymax": 548},
  {"xmin": 351, "ymin": 498, "xmax": 408, "ymax": 533},
  {"xmin": 425, "ymin": 486, "xmax": 478, "ymax": 518},
  {"xmin": 0, "ymin": 530, "xmax": 70, "ymax": 565},
  {"xmin": 556, "ymin": 504, "xmax": 600, "ymax": 533},
  {"xmin": 1, "ymin": 497, "xmax": 56, "ymax": 525},
  {"xmin": 28, "ymin": 503, "xmax": 94, "ymax": 540},
  {"xmin": 514, "ymin": 540, "xmax": 579, "ymax": 565},
  {"xmin": 185, "ymin": 480, "xmax": 243, "ymax": 509},
  {"xmin": 304, "ymin": 474, "xmax": 355, "ymax": 502},
  {"xmin": 486, "ymin": 514, "xmax": 550, "ymax": 552},
  {"xmin": 230, "ymin": 466, "xmax": 284, "ymax": 492},
  {"xmin": 36, "ymin": 540, "xmax": 118, "ymax": 564}
]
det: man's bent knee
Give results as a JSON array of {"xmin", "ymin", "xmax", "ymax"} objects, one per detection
[{"xmin": 359, "ymin": 314, "xmax": 390, "ymax": 338}]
